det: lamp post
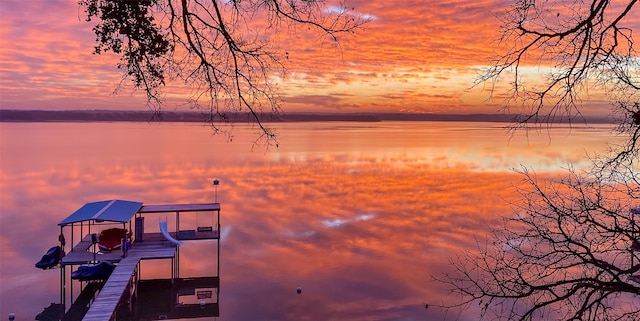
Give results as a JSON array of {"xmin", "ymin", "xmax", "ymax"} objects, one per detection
[{"xmin": 213, "ymin": 179, "xmax": 220, "ymax": 203}]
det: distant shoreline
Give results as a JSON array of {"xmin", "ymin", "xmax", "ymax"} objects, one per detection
[{"xmin": 0, "ymin": 109, "xmax": 615, "ymax": 124}]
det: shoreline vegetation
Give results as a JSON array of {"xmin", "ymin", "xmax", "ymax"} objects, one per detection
[{"xmin": 0, "ymin": 109, "xmax": 614, "ymax": 124}]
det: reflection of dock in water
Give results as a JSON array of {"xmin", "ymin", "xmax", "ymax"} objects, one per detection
[
  {"xmin": 44, "ymin": 199, "xmax": 221, "ymax": 321},
  {"xmin": 63, "ymin": 282, "xmax": 104, "ymax": 320},
  {"xmin": 134, "ymin": 277, "xmax": 220, "ymax": 320}
]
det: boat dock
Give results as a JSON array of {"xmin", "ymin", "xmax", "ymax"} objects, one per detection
[{"xmin": 52, "ymin": 199, "xmax": 221, "ymax": 321}]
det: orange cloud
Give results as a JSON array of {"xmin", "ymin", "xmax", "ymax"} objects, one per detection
[{"xmin": 3, "ymin": 0, "xmax": 634, "ymax": 114}]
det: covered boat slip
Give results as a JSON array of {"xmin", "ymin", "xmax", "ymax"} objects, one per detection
[
  {"xmin": 55, "ymin": 199, "xmax": 221, "ymax": 321},
  {"xmin": 59, "ymin": 200, "xmax": 221, "ymax": 266},
  {"xmin": 59, "ymin": 200, "xmax": 142, "ymax": 265}
]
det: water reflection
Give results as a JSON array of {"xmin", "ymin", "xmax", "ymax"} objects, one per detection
[{"xmin": 0, "ymin": 122, "xmax": 617, "ymax": 320}]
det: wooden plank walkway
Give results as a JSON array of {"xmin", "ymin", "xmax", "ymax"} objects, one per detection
[{"xmin": 81, "ymin": 241, "xmax": 177, "ymax": 321}]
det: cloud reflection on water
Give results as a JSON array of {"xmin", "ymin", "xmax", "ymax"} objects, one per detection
[
  {"xmin": 0, "ymin": 122, "xmax": 615, "ymax": 320},
  {"xmin": 1, "ymin": 159, "xmax": 529, "ymax": 320}
]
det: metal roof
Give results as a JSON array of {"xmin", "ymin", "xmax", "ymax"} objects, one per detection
[{"xmin": 59, "ymin": 200, "xmax": 143, "ymax": 226}]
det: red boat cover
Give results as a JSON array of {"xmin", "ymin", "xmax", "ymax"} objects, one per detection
[{"xmin": 98, "ymin": 228, "xmax": 127, "ymax": 251}]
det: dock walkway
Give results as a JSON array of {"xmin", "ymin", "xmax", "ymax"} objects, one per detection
[{"xmin": 81, "ymin": 241, "xmax": 177, "ymax": 321}]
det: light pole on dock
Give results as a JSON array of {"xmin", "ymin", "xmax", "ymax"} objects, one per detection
[{"xmin": 213, "ymin": 179, "xmax": 220, "ymax": 203}]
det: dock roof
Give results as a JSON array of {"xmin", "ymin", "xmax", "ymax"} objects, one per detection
[{"xmin": 59, "ymin": 200, "xmax": 143, "ymax": 226}]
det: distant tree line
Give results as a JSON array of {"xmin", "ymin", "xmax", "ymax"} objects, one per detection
[{"xmin": 0, "ymin": 109, "xmax": 616, "ymax": 123}]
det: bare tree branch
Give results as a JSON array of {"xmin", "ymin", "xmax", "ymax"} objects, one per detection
[
  {"xmin": 478, "ymin": 0, "xmax": 638, "ymax": 138},
  {"xmin": 438, "ymin": 167, "xmax": 640, "ymax": 321},
  {"xmin": 444, "ymin": 2, "xmax": 639, "ymax": 319},
  {"xmin": 79, "ymin": 0, "xmax": 369, "ymax": 143}
]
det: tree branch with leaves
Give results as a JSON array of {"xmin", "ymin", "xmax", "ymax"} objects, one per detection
[{"xmin": 79, "ymin": 0, "xmax": 368, "ymax": 144}]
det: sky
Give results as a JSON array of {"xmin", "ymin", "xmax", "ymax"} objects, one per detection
[{"xmin": 0, "ymin": 0, "xmax": 637, "ymax": 116}]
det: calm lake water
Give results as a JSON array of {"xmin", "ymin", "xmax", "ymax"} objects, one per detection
[{"xmin": 0, "ymin": 121, "xmax": 618, "ymax": 321}]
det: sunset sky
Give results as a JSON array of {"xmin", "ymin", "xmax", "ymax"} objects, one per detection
[{"xmin": 0, "ymin": 0, "xmax": 637, "ymax": 115}]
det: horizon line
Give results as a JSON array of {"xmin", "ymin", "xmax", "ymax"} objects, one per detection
[{"xmin": 0, "ymin": 109, "xmax": 615, "ymax": 124}]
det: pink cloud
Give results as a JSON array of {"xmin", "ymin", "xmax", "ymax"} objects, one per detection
[{"xmin": 1, "ymin": 0, "xmax": 635, "ymax": 114}]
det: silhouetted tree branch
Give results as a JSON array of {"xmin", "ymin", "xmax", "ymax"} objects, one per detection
[
  {"xmin": 79, "ymin": 0, "xmax": 368, "ymax": 143},
  {"xmin": 478, "ymin": 0, "xmax": 638, "ymax": 167},
  {"xmin": 439, "ymin": 166, "xmax": 640, "ymax": 321},
  {"xmin": 441, "ymin": 1, "xmax": 640, "ymax": 320}
]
